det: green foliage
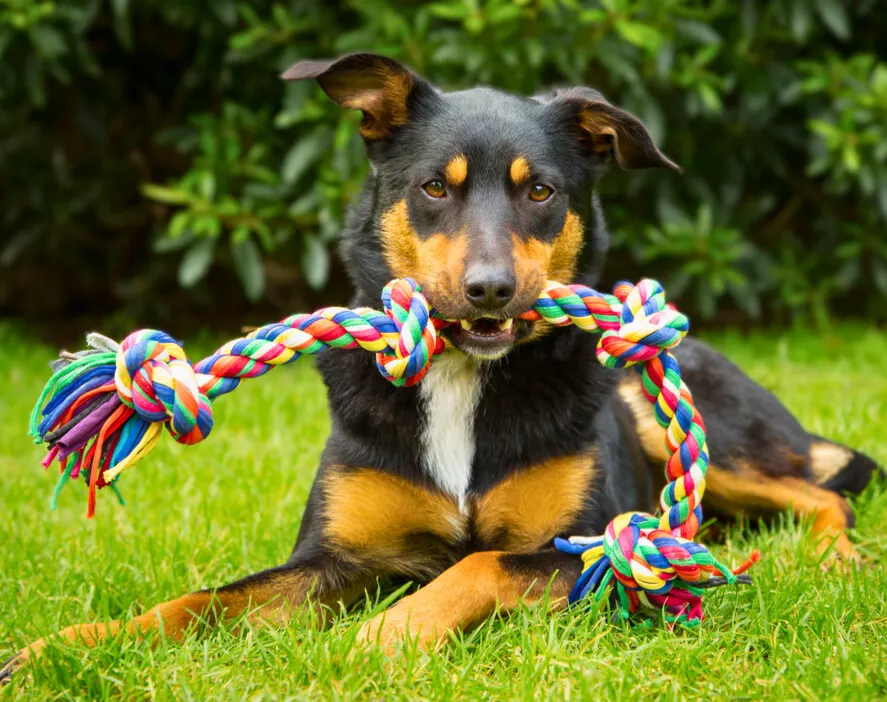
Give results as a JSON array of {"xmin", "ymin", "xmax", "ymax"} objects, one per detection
[{"xmin": 1, "ymin": 0, "xmax": 886, "ymax": 325}]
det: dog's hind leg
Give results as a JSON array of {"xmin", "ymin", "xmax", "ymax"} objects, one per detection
[
  {"xmin": 618, "ymin": 338, "xmax": 879, "ymax": 563},
  {"xmin": 357, "ymin": 549, "xmax": 581, "ymax": 653},
  {"xmin": 702, "ymin": 462, "xmax": 861, "ymax": 562},
  {"xmin": 1, "ymin": 555, "xmax": 372, "ymax": 684}
]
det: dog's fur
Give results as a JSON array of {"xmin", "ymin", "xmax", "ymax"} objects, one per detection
[{"xmin": 3, "ymin": 53, "xmax": 879, "ymax": 678}]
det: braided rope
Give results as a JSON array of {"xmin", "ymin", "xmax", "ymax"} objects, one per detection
[{"xmin": 30, "ymin": 277, "xmax": 755, "ymax": 624}]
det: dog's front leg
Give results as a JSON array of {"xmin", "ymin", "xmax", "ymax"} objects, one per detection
[
  {"xmin": 358, "ymin": 549, "xmax": 582, "ymax": 653},
  {"xmin": 1, "ymin": 555, "xmax": 371, "ymax": 684}
]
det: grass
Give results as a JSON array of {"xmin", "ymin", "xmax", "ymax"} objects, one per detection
[{"xmin": 1, "ymin": 322, "xmax": 886, "ymax": 700}]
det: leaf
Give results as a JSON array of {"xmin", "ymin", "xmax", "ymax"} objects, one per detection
[
  {"xmin": 274, "ymin": 81, "xmax": 314, "ymax": 128},
  {"xmin": 697, "ymin": 83, "xmax": 722, "ymax": 112},
  {"xmin": 697, "ymin": 203, "xmax": 713, "ymax": 234},
  {"xmin": 301, "ymin": 236, "xmax": 330, "ymax": 290},
  {"xmin": 24, "ymin": 52, "xmax": 45, "ymax": 106},
  {"xmin": 0, "ymin": 30, "xmax": 11, "ymax": 64},
  {"xmin": 199, "ymin": 171, "xmax": 216, "ymax": 200},
  {"xmin": 168, "ymin": 211, "xmax": 192, "ymax": 238},
  {"xmin": 739, "ymin": 0, "xmax": 758, "ymax": 39},
  {"xmin": 152, "ymin": 231, "xmax": 194, "ymax": 253},
  {"xmin": 464, "ymin": 14, "xmax": 484, "ymax": 34},
  {"xmin": 873, "ymin": 259, "xmax": 887, "ymax": 295},
  {"xmin": 630, "ymin": 93, "xmax": 665, "ymax": 144},
  {"xmin": 427, "ymin": 3, "xmax": 468, "ymax": 20},
  {"xmin": 790, "ymin": 0, "xmax": 812, "ymax": 42},
  {"xmin": 110, "ymin": 0, "xmax": 131, "ymax": 20},
  {"xmin": 733, "ymin": 283, "xmax": 762, "ymax": 318},
  {"xmin": 655, "ymin": 44, "xmax": 675, "ymax": 78},
  {"xmin": 0, "ymin": 227, "xmax": 39, "ymax": 267},
  {"xmin": 808, "ymin": 119, "xmax": 842, "ymax": 145},
  {"xmin": 211, "ymin": 0, "xmax": 239, "ymax": 26},
  {"xmin": 666, "ymin": 269, "xmax": 692, "ymax": 299},
  {"xmin": 676, "ymin": 20, "xmax": 721, "ymax": 45},
  {"xmin": 191, "ymin": 214, "xmax": 221, "ymax": 237},
  {"xmin": 878, "ymin": 179, "xmax": 887, "ymax": 220},
  {"xmin": 288, "ymin": 187, "xmax": 321, "ymax": 217},
  {"xmin": 29, "ymin": 26, "xmax": 66, "ymax": 60},
  {"xmin": 597, "ymin": 46, "xmax": 640, "ymax": 84},
  {"xmin": 141, "ymin": 183, "xmax": 192, "ymax": 205},
  {"xmin": 873, "ymin": 65, "xmax": 887, "ymax": 96},
  {"xmin": 487, "ymin": 3, "xmax": 522, "ymax": 24},
  {"xmin": 178, "ymin": 238, "xmax": 216, "ymax": 288},
  {"xmin": 614, "ymin": 20, "xmax": 663, "ymax": 53},
  {"xmin": 693, "ymin": 43, "xmax": 721, "ymax": 68},
  {"xmin": 833, "ymin": 257, "xmax": 859, "ymax": 291},
  {"xmin": 697, "ymin": 281, "xmax": 717, "ymax": 318},
  {"xmin": 656, "ymin": 197, "xmax": 692, "ymax": 228},
  {"xmin": 110, "ymin": 0, "xmax": 132, "ymax": 49},
  {"xmin": 272, "ymin": 3, "xmax": 292, "ymax": 28},
  {"xmin": 842, "ymin": 144, "xmax": 860, "ymax": 173},
  {"xmin": 281, "ymin": 129, "xmax": 330, "ymax": 185},
  {"xmin": 231, "ymin": 238, "xmax": 265, "ymax": 301},
  {"xmin": 814, "ymin": 0, "xmax": 850, "ymax": 41}
]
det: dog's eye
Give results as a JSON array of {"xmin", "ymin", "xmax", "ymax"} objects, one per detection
[
  {"xmin": 422, "ymin": 180, "xmax": 447, "ymax": 199},
  {"xmin": 528, "ymin": 183, "xmax": 554, "ymax": 202}
]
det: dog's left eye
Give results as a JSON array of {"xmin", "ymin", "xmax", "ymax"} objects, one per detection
[
  {"xmin": 422, "ymin": 180, "xmax": 447, "ymax": 199},
  {"xmin": 528, "ymin": 183, "xmax": 554, "ymax": 202}
]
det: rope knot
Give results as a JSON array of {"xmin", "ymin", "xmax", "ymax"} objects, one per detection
[
  {"xmin": 596, "ymin": 279, "xmax": 689, "ymax": 369},
  {"xmin": 556, "ymin": 511, "xmax": 742, "ymax": 625},
  {"xmin": 116, "ymin": 330, "xmax": 213, "ymax": 445},
  {"xmin": 603, "ymin": 513, "xmax": 719, "ymax": 594},
  {"xmin": 375, "ymin": 278, "xmax": 444, "ymax": 386}
]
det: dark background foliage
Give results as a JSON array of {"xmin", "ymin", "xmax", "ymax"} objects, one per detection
[{"xmin": 2, "ymin": 0, "xmax": 886, "ymax": 342}]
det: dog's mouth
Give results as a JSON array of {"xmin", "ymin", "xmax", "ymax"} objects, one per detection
[{"xmin": 446, "ymin": 317, "xmax": 532, "ymax": 359}]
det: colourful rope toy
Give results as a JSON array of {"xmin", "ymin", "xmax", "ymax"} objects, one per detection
[{"xmin": 30, "ymin": 277, "xmax": 756, "ymax": 626}]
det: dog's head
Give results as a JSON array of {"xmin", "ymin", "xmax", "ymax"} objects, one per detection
[{"xmin": 284, "ymin": 53, "xmax": 678, "ymax": 359}]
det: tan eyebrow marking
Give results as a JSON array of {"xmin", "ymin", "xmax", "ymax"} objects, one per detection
[
  {"xmin": 510, "ymin": 156, "xmax": 531, "ymax": 185},
  {"xmin": 444, "ymin": 154, "xmax": 468, "ymax": 186}
]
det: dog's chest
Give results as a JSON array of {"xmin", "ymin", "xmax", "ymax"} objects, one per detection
[{"xmin": 418, "ymin": 353, "xmax": 481, "ymax": 509}]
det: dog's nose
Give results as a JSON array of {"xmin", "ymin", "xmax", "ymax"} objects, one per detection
[{"xmin": 463, "ymin": 264, "xmax": 515, "ymax": 310}]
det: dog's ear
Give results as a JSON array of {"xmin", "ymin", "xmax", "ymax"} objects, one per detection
[
  {"xmin": 543, "ymin": 87, "xmax": 680, "ymax": 172},
  {"xmin": 282, "ymin": 53, "xmax": 432, "ymax": 141}
]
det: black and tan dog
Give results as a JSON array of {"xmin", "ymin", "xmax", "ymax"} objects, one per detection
[{"xmin": 3, "ymin": 53, "xmax": 879, "ymax": 679}]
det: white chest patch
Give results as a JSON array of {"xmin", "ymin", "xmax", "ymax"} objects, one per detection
[{"xmin": 418, "ymin": 353, "xmax": 481, "ymax": 509}]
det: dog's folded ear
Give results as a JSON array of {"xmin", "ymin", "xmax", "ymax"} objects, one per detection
[
  {"xmin": 544, "ymin": 87, "xmax": 681, "ymax": 172},
  {"xmin": 282, "ymin": 53, "xmax": 433, "ymax": 141}
]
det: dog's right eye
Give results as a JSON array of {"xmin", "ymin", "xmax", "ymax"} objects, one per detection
[
  {"xmin": 528, "ymin": 183, "xmax": 554, "ymax": 202},
  {"xmin": 422, "ymin": 180, "xmax": 447, "ymax": 199}
]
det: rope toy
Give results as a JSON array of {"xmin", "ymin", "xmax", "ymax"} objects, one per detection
[{"xmin": 30, "ymin": 277, "xmax": 756, "ymax": 625}]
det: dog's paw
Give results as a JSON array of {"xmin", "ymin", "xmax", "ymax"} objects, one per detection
[
  {"xmin": 816, "ymin": 532, "xmax": 864, "ymax": 572},
  {"xmin": 821, "ymin": 547, "xmax": 865, "ymax": 573},
  {"xmin": 357, "ymin": 597, "xmax": 444, "ymax": 655}
]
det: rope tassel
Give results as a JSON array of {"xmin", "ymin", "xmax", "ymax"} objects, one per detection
[{"xmin": 30, "ymin": 277, "xmax": 756, "ymax": 624}]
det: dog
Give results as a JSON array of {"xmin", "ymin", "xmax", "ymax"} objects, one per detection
[{"xmin": 2, "ymin": 52, "xmax": 879, "ymax": 680}]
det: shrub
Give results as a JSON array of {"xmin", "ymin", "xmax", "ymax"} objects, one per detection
[{"xmin": 1, "ymin": 0, "xmax": 885, "ymax": 331}]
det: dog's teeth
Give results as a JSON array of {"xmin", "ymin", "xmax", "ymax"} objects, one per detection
[
  {"xmin": 460, "ymin": 319, "xmax": 474, "ymax": 331},
  {"xmin": 498, "ymin": 319, "xmax": 513, "ymax": 331}
]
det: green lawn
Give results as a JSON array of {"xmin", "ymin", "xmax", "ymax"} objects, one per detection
[{"xmin": 1, "ymin": 323, "xmax": 886, "ymax": 700}]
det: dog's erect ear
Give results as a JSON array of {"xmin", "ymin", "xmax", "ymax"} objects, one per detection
[
  {"xmin": 282, "ymin": 53, "xmax": 431, "ymax": 141},
  {"xmin": 545, "ymin": 87, "xmax": 680, "ymax": 171}
]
